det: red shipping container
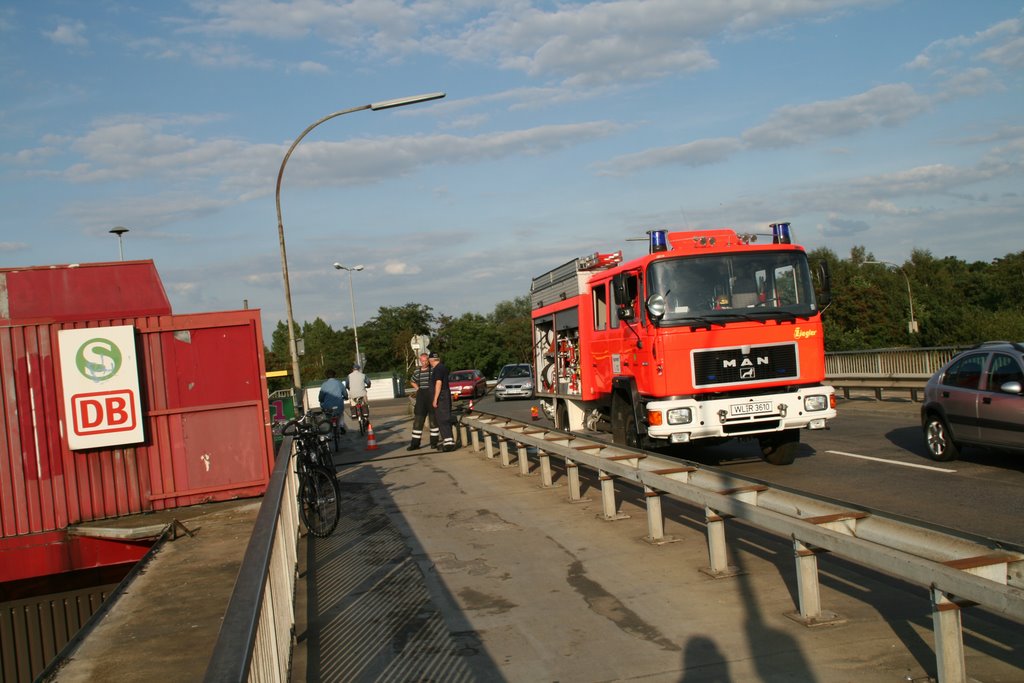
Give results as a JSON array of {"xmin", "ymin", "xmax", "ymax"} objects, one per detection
[{"xmin": 0, "ymin": 261, "xmax": 275, "ymax": 581}]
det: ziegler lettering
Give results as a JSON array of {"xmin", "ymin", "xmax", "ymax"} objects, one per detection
[{"xmin": 794, "ymin": 327, "xmax": 818, "ymax": 339}]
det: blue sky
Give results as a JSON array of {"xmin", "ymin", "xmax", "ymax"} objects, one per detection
[{"xmin": 2, "ymin": 1, "xmax": 1022, "ymax": 343}]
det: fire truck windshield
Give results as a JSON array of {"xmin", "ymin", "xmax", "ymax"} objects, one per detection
[{"xmin": 647, "ymin": 251, "xmax": 817, "ymax": 324}]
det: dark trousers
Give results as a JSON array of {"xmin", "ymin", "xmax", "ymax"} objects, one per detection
[
  {"xmin": 435, "ymin": 397, "xmax": 454, "ymax": 446},
  {"xmin": 411, "ymin": 390, "xmax": 438, "ymax": 446}
]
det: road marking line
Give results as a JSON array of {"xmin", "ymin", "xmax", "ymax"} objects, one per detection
[{"xmin": 825, "ymin": 450, "xmax": 957, "ymax": 473}]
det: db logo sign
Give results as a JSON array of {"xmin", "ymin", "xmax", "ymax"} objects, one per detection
[
  {"xmin": 71, "ymin": 390, "xmax": 137, "ymax": 436},
  {"xmin": 59, "ymin": 326, "xmax": 144, "ymax": 449}
]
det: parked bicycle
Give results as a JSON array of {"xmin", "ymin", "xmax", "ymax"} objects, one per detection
[
  {"xmin": 282, "ymin": 414, "xmax": 340, "ymax": 537},
  {"xmin": 352, "ymin": 396, "xmax": 370, "ymax": 436}
]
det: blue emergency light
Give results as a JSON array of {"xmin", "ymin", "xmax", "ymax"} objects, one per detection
[
  {"xmin": 770, "ymin": 222, "xmax": 792, "ymax": 244},
  {"xmin": 649, "ymin": 229, "xmax": 668, "ymax": 253}
]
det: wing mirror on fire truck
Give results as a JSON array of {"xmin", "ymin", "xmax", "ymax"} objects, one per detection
[
  {"xmin": 613, "ymin": 273, "xmax": 636, "ymax": 321},
  {"xmin": 816, "ymin": 260, "xmax": 833, "ymax": 309},
  {"xmin": 647, "ymin": 294, "xmax": 666, "ymax": 321}
]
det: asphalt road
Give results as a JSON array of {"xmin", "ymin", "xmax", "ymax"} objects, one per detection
[{"xmin": 468, "ymin": 392, "xmax": 1024, "ymax": 547}]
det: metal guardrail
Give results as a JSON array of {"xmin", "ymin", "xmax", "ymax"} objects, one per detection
[
  {"xmin": 204, "ymin": 436, "xmax": 299, "ymax": 683},
  {"xmin": 458, "ymin": 412, "xmax": 1024, "ymax": 683},
  {"xmin": 825, "ymin": 346, "xmax": 968, "ymax": 400}
]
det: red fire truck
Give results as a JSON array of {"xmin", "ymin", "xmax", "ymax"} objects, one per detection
[{"xmin": 530, "ymin": 224, "xmax": 836, "ymax": 465}]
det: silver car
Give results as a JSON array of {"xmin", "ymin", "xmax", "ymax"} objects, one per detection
[
  {"xmin": 921, "ymin": 341, "xmax": 1024, "ymax": 461},
  {"xmin": 494, "ymin": 364, "xmax": 535, "ymax": 401}
]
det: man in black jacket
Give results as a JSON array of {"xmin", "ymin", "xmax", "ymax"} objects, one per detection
[{"xmin": 428, "ymin": 351, "xmax": 456, "ymax": 451}]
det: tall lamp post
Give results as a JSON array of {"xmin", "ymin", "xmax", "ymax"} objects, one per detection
[
  {"xmin": 109, "ymin": 226, "xmax": 129, "ymax": 260},
  {"xmin": 333, "ymin": 263, "xmax": 364, "ymax": 368},
  {"xmin": 862, "ymin": 260, "xmax": 919, "ymax": 334},
  {"xmin": 275, "ymin": 91, "xmax": 445, "ymax": 413}
]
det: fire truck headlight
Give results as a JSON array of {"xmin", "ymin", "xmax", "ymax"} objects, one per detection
[
  {"xmin": 667, "ymin": 408, "xmax": 692, "ymax": 425},
  {"xmin": 804, "ymin": 395, "xmax": 829, "ymax": 412}
]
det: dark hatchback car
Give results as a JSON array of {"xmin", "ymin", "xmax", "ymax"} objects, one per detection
[{"xmin": 921, "ymin": 341, "xmax": 1024, "ymax": 461}]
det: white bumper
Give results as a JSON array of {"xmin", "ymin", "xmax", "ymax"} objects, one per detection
[{"xmin": 645, "ymin": 387, "xmax": 836, "ymax": 443}]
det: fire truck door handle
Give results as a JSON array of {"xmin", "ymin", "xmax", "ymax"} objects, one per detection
[
  {"xmin": 941, "ymin": 391, "xmax": 950, "ymax": 398},
  {"xmin": 982, "ymin": 397, "xmax": 992, "ymax": 405}
]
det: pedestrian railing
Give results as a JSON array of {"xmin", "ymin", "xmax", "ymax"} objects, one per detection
[{"xmin": 204, "ymin": 437, "xmax": 299, "ymax": 683}]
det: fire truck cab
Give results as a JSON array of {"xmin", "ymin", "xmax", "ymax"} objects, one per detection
[{"xmin": 530, "ymin": 225, "xmax": 836, "ymax": 465}]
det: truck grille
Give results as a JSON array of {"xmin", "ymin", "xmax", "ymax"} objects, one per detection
[{"xmin": 692, "ymin": 343, "xmax": 799, "ymax": 388}]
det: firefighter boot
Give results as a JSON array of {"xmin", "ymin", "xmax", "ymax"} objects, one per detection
[{"xmin": 407, "ymin": 439, "xmax": 421, "ymax": 452}]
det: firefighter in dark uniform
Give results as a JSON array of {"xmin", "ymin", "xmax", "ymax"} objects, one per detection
[
  {"xmin": 407, "ymin": 352, "xmax": 439, "ymax": 451},
  {"xmin": 428, "ymin": 351, "xmax": 456, "ymax": 451}
]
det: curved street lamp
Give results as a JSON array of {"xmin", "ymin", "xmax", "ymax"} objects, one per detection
[
  {"xmin": 275, "ymin": 92, "xmax": 445, "ymax": 413},
  {"xmin": 333, "ymin": 263, "xmax": 364, "ymax": 369},
  {"xmin": 862, "ymin": 260, "xmax": 919, "ymax": 334}
]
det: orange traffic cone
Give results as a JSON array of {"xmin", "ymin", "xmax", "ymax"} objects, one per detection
[
  {"xmin": 530, "ymin": 405, "xmax": 539, "ymax": 421},
  {"xmin": 365, "ymin": 423, "xmax": 379, "ymax": 450},
  {"xmin": 468, "ymin": 398, "xmax": 475, "ymax": 412}
]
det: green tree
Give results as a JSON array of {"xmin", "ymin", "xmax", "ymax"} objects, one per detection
[
  {"xmin": 489, "ymin": 296, "xmax": 532, "ymax": 366},
  {"xmin": 359, "ymin": 303, "xmax": 435, "ymax": 374}
]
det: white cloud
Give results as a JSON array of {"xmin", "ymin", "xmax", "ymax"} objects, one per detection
[
  {"xmin": 0, "ymin": 242, "xmax": 29, "ymax": 252},
  {"xmin": 295, "ymin": 60, "xmax": 329, "ymax": 74},
  {"xmin": 742, "ymin": 84, "xmax": 931, "ymax": 149},
  {"xmin": 384, "ymin": 261, "xmax": 421, "ymax": 275},
  {"xmin": 598, "ymin": 137, "xmax": 742, "ymax": 175},
  {"xmin": 907, "ymin": 14, "xmax": 1023, "ymax": 70},
  {"xmin": 45, "ymin": 20, "xmax": 87, "ymax": 47}
]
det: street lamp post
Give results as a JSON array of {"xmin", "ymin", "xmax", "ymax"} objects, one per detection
[
  {"xmin": 333, "ymin": 263, "xmax": 364, "ymax": 368},
  {"xmin": 862, "ymin": 260, "xmax": 919, "ymax": 334},
  {"xmin": 109, "ymin": 227, "xmax": 129, "ymax": 260},
  {"xmin": 275, "ymin": 92, "xmax": 445, "ymax": 414}
]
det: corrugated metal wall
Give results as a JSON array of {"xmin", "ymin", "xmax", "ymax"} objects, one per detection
[
  {"xmin": 0, "ymin": 310, "xmax": 275, "ymax": 541},
  {"xmin": 1, "ymin": 582, "xmax": 118, "ymax": 683}
]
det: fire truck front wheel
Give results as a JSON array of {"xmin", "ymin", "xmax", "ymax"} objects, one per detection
[
  {"xmin": 611, "ymin": 394, "xmax": 641, "ymax": 449},
  {"xmin": 758, "ymin": 429, "xmax": 799, "ymax": 465}
]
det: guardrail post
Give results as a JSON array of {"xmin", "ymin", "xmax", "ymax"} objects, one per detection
[
  {"xmin": 565, "ymin": 458, "xmax": 587, "ymax": 502},
  {"xmin": 459, "ymin": 423, "xmax": 469, "ymax": 448},
  {"xmin": 787, "ymin": 540, "xmax": 842, "ymax": 627},
  {"xmin": 518, "ymin": 443, "xmax": 533, "ymax": 477},
  {"xmin": 470, "ymin": 428, "xmax": 481, "ymax": 453},
  {"xmin": 598, "ymin": 470, "xmax": 629, "ymax": 521},
  {"xmin": 931, "ymin": 588, "xmax": 967, "ymax": 683},
  {"xmin": 484, "ymin": 432, "xmax": 495, "ymax": 459},
  {"xmin": 700, "ymin": 507, "xmax": 739, "ymax": 578},
  {"xmin": 538, "ymin": 450, "xmax": 558, "ymax": 488},
  {"xmin": 642, "ymin": 486, "xmax": 677, "ymax": 545},
  {"xmin": 499, "ymin": 439, "xmax": 513, "ymax": 468}
]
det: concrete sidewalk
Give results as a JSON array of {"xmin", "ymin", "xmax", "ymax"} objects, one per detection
[{"xmin": 292, "ymin": 405, "xmax": 1024, "ymax": 681}]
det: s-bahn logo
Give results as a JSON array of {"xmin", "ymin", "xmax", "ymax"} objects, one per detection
[{"xmin": 75, "ymin": 337, "xmax": 123, "ymax": 382}]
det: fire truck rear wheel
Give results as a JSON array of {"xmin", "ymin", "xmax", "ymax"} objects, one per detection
[{"xmin": 759, "ymin": 429, "xmax": 799, "ymax": 466}]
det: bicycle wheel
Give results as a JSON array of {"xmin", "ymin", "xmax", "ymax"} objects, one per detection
[
  {"xmin": 359, "ymin": 414, "xmax": 368, "ymax": 436},
  {"xmin": 299, "ymin": 465, "xmax": 340, "ymax": 537}
]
